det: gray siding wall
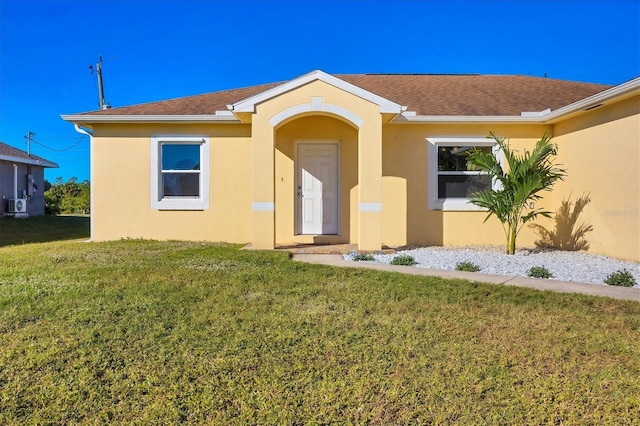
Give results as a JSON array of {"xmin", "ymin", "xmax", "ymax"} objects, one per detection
[{"xmin": 0, "ymin": 160, "xmax": 46, "ymax": 215}]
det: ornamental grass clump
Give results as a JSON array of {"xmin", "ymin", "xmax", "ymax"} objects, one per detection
[
  {"xmin": 527, "ymin": 266, "xmax": 553, "ymax": 279},
  {"xmin": 455, "ymin": 261, "xmax": 481, "ymax": 272},
  {"xmin": 604, "ymin": 269, "xmax": 636, "ymax": 287},
  {"xmin": 352, "ymin": 253, "xmax": 374, "ymax": 261},
  {"xmin": 390, "ymin": 254, "xmax": 416, "ymax": 266}
]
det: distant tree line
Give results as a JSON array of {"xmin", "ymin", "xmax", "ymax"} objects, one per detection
[{"xmin": 45, "ymin": 177, "xmax": 90, "ymax": 215}]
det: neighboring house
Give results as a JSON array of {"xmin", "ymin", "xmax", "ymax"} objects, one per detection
[
  {"xmin": 0, "ymin": 141, "xmax": 58, "ymax": 216},
  {"xmin": 61, "ymin": 71, "xmax": 640, "ymax": 261}
]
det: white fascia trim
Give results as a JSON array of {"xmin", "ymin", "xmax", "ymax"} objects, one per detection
[
  {"xmin": 521, "ymin": 108, "xmax": 551, "ymax": 117},
  {"xmin": 214, "ymin": 110, "xmax": 235, "ymax": 116},
  {"xmin": 60, "ymin": 113, "xmax": 241, "ymax": 124},
  {"xmin": 359, "ymin": 202, "xmax": 382, "ymax": 212},
  {"xmin": 397, "ymin": 114, "xmax": 545, "ymax": 123},
  {"xmin": 0, "ymin": 154, "xmax": 58, "ymax": 168},
  {"xmin": 252, "ymin": 202, "xmax": 274, "ymax": 211},
  {"xmin": 541, "ymin": 76, "xmax": 640, "ymax": 121},
  {"xmin": 232, "ymin": 70, "xmax": 403, "ymax": 114}
]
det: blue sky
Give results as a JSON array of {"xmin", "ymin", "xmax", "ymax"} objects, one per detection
[{"xmin": 1, "ymin": 0, "xmax": 638, "ymax": 182}]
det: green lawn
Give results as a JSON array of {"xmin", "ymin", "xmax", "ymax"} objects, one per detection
[
  {"xmin": 0, "ymin": 220, "xmax": 639, "ymax": 423},
  {"xmin": 0, "ymin": 215, "xmax": 89, "ymax": 247}
]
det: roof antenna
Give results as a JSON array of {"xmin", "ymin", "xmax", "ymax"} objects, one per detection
[{"xmin": 90, "ymin": 55, "xmax": 111, "ymax": 110}]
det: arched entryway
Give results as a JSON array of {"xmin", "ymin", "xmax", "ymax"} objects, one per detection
[{"xmin": 274, "ymin": 114, "xmax": 359, "ymax": 246}]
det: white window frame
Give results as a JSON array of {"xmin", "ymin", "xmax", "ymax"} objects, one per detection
[
  {"xmin": 151, "ymin": 135, "xmax": 210, "ymax": 210},
  {"xmin": 427, "ymin": 136, "xmax": 501, "ymax": 211}
]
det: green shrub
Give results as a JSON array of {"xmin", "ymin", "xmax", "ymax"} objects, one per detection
[
  {"xmin": 455, "ymin": 261, "xmax": 481, "ymax": 272},
  {"xmin": 391, "ymin": 254, "xmax": 416, "ymax": 266},
  {"xmin": 527, "ymin": 266, "xmax": 553, "ymax": 279},
  {"xmin": 352, "ymin": 253, "xmax": 374, "ymax": 261},
  {"xmin": 604, "ymin": 269, "xmax": 637, "ymax": 287}
]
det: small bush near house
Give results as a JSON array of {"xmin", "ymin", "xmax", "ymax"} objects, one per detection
[
  {"xmin": 455, "ymin": 261, "xmax": 481, "ymax": 272},
  {"xmin": 390, "ymin": 254, "xmax": 416, "ymax": 266},
  {"xmin": 604, "ymin": 269, "xmax": 637, "ymax": 287},
  {"xmin": 353, "ymin": 253, "xmax": 375, "ymax": 261},
  {"xmin": 527, "ymin": 266, "xmax": 554, "ymax": 279}
]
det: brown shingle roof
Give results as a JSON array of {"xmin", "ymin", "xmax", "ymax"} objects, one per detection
[
  {"xmin": 338, "ymin": 74, "xmax": 610, "ymax": 115},
  {"xmin": 80, "ymin": 82, "xmax": 281, "ymax": 116},
  {"xmin": 0, "ymin": 141, "xmax": 58, "ymax": 167},
  {"xmin": 78, "ymin": 74, "xmax": 610, "ymax": 117}
]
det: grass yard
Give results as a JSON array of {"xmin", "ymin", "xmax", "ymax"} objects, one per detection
[
  {"xmin": 0, "ymin": 219, "xmax": 639, "ymax": 423},
  {"xmin": 0, "ymin": 215, "xmax": 89, "ymax": 247}
]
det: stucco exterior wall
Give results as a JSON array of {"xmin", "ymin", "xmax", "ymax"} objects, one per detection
[
  {"xmin": 90, "ymin": 123, "xmax": 253, "ymax": 242},
  {"xmin": 381, "ymin": 123, "xmax": 552, "ymax": 249},
  {"xmin": 551, "ymin": 95, "xmax": 640, "ymax": 261}
]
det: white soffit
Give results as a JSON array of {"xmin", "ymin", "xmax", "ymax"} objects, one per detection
[{"xmin": 231, "ymin": 70, "xmax": 403, "ymax": 114}]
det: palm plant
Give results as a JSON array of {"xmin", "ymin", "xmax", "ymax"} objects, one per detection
[{"xmin": 466, "ymin": 132, "xmax": 566, "ymax": 254}]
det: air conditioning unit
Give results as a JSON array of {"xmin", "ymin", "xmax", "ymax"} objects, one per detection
[{"xmin": 9, "ymin": 198, "xmax": 27, "ymax": 213}]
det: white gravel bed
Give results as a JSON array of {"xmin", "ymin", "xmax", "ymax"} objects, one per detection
[{"xmin": 344, "ymin": 246, "xmax": 640, "ymax": 287}]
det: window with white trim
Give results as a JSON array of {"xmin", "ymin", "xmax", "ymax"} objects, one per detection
[
  {"xmin": 151, "ymin": 135, "xmax": 209, "ymax": 210},
  {"xmin": 427, "ymin": 136, "xmax": 500, "ymax": 211}
]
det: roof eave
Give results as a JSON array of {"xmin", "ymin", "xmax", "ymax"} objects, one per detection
[
  {"xmin": 542, "ymin": 76, "xmax": 640, "ymax": 123},
  {"xmin": 393, "ymin": 115, "xmax": 546, "ymax": 124},
  {"xmin": 60, "ymin": 75, "xmax": 638, "ymax": 126},
  {"xmin": 60, "ymin": 113, "xmax": 243, "ymax": 124},
  {"xmin": 0, "ymin": 154, "xmax": 58, "ymax": 168}
]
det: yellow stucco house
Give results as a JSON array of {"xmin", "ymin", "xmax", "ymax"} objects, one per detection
[{"xmin": 61, "ymin": 71, "xmax": 640, "ymax": 262}]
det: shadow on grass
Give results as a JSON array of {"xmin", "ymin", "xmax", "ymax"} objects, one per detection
[{"xmin": 0, "ymin": 215, "xmax": 90, "ymax": 247}]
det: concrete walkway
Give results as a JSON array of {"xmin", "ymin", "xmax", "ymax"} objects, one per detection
[{"xmin": 293, "ymin": 254, "xmax": 640, "ymax": 302}]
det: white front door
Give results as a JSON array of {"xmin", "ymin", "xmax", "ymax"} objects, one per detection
[{"xmin": 297, "ymin": 143, "xmax": 339, "ymax": 235}]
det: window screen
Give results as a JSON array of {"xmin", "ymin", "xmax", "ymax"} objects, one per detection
[
  {"xmin": 437, "ymin": 146, "xmax": 492, "ymax": 199},
  {"xmin": 161, "ymin": 144, "xmax": 201, "ymax": 197}
]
